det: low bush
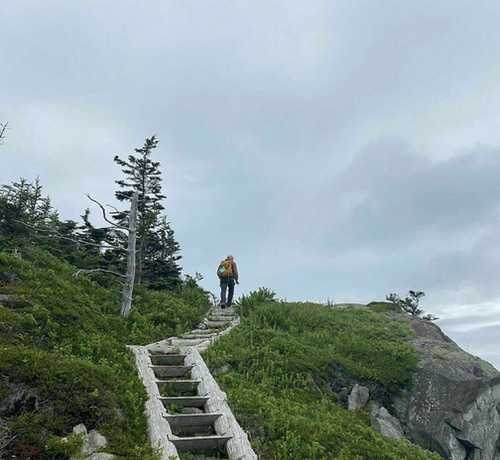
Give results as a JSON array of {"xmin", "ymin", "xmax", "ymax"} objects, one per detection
[
  {"xmin": 204, "ymin": 301, "xmax": 441, "ymax": 459},
  {"xmin": 0, "ymin": 246, "xmax": 210, "ymax": 459}
]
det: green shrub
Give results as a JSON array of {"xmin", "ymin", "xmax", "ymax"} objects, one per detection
[
  {"xmin": 235, "ymin": 287, "xmax": 277, "ymax": 317},
  {"xmin": 0, "ymin": 247, "xmax": 210, "ymax": 459},
  {"xmin": 205, "ymin": 301, "xmax": 440, "ymax": 459}
]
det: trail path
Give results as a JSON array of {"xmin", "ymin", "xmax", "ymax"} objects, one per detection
[{"xmin": 130, "ymin": 306, "xmax": 257, "ymax": 460}]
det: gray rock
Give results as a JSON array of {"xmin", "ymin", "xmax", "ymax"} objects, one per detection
[
  {"xmin": 393, "ymin": 317, "xmax": 500, "ymax": 460},
  {"xmin": 370, "ymin": 404, "xmax": 404, "ymax": 439},
  {"xmin": 212, "ymin": 364, "xmax": 231, "ymax": 376},
  {"xmin": 84, "ymin": 429, "xmax": 107, "ymax": 455},
  {"xmin": 70, "ymin": 424, "xmax": 110, "ymax": 459},
  {"xmin": 87, "ymin": 454, "xmax": 116, "ymax": 460},
  {"xmin": 72, "ymin": 424, "xmax": 88, "ymax": 436},
  {"xmin": 348, "ymin": 384, "xmax": 370, "ymax": 410}
]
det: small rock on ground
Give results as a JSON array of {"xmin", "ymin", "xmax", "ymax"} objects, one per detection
[
  {"xmin": 348, "ymin": 384, "xmax": 370, "ymax": 410},
  {"xmin": 370, "ymin": 405, "xmax": 404, "ymax": 439}
]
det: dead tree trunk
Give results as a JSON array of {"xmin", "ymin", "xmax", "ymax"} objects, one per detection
[{"xmin": 120, "ymin": 192, "xmax": 138, "ymax": 317}]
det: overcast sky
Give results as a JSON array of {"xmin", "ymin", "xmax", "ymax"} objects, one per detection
[{"xmin": 2, "ymin": 1, "xmax": 499, "ymax": 368}]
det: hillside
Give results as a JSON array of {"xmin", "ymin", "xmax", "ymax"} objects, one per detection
[
  {"xmin": 0, "ymin": 247, "xmax": 210, "ymax": 459},
  {"xmin": 203, "ymin": 293, "xmax": 439, "ymax": 459},
  {"xmin": 204, "ymin": 293, "xmax": 500, "ymax": 460},
  {"xmin": 1, "ymin": 250, "xmax": 498, "ymax": 460}
]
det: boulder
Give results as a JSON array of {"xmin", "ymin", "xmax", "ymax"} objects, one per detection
[
  {"xmin": 73, "ymin": 424, "xmax": 88, "ymax": 436},
  {"xmin": 370, "ymin": 404, "xmax": 404, "ymax": 439},
  {"xmin": 348, "ymin": 384, "xmax": 370, "ymax": 410},
  {"xmin": 393, "ymin": 317, "xmax": 500, "ymax": 460},
  {"xmin": 84, "ymin": 429, "xmax": 107, "ymax": 455}
]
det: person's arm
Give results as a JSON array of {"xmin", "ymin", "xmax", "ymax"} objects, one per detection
[{"xmin": 233, "ymin": 261, "xmax": 239, "ymax": 283}]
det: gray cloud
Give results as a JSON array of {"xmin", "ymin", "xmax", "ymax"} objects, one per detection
[{"xmin": 2, "ymin": 1, "xmax": 500, "ymax": 368}]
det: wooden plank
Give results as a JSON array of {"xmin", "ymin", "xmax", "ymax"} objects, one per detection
[
  {"xmin": 186, "ymin": 348, "xmax": 257, "ymax": 459},
  {"xmin": 129, "ymin": 346, "xmax": 179, "ymax": 460}
]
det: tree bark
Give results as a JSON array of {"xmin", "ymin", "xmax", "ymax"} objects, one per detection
[{"xmin": 120, "ymin": 192, "xmax": 138, "ymax": 317}]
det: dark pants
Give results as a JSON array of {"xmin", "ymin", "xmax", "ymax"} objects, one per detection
[{"xmin": 220, "ymin": 278, "xmax": 235, "ymax": 307}]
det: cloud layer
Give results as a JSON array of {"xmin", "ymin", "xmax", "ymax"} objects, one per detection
[{"xmin": 2, "ymin": 1, "xmax": 499, "ymax": 367}]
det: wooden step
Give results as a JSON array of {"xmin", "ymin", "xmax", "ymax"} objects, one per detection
[
  {"xmin": 189, "ymin": 329, "xmax": 220, "ymax": 335},
  {"xmin": 157, "ymin": 379, "xmax": 200, "ymax": 395},
  {"xmin": 150, "ymin": 365, "xmax": 193, "ymax": 378},
  {"xmin": 182, "ymin": 333, "xmax": 217, "ymax": 340},
  {"xmin": 208, "ymin": 315, "xmax": 236, "ymax": 321},
  {"xmin": 165, "ymin": 412, "xmax": 222, "ymax": 427},
  {"xmin": 171, "ymin": 423, "xmax": 216, "ymax": 437},
  {"xmin": 170, "ymin": 338, "xmax": 210, "ymax": 347},
  {"xmin": 170, "ymin": 434, "xmax": 231, "ymax": 452},
  {"xmin": 149, "ymin": 354, "xmax": 185, "ymax": 366},
  {"xmin": 159, "ymin": 395, "xmax": 209, "ymax": 409},
  {"xmin": 205, "ymin": 320, "xmax": 230, "ymax": 328},
  {"xmin": 210, "ymin": 309, "xmax": 235, "ymax": 315}
]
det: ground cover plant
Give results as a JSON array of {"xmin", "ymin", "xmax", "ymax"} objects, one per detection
[
  {"xmin": 204, "ymin": 292, "xmax": 442, "ymax": 459},
  {"xmin": 0, "ymin": 246, "xmax": 210, "ymax": 459}
]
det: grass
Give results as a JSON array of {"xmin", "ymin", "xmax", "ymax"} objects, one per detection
[
  {"xmin": 204, "ymin": 296, "xmax": 442, "ymax": 460},
  {"xmin": 0, "ymin": 246, "xmax": 210, "ymax": 459}
]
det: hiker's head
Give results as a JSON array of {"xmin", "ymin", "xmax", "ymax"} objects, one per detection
[{"xmin": 227, "ymin": 255, "xmax": 234, "ymax": 261}]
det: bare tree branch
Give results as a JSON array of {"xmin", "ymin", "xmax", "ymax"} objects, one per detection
[
  {"xmin": 86, "ymin": 194, "xmax": 127, "ymax": 230},
  {"xmin": 0, "ymin": 121, "xmax": 8, "ymax": 145},
  {"xmin": 74, "ymin": 268, "xmax": 127, "ymax": 279},
  {"xmin": 14, "ymin": 219, "xmax": 127, "ymax": 252},
  {"xmin": 105, "ymin": 203, "xmax": 121, "ymax": 214}
]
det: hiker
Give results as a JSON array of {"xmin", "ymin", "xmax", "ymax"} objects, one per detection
[{"xmin": 217, "ymin": 255, "xmax": 239, "ymax": 308}]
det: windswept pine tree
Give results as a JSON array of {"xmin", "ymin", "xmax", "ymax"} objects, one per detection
[{"xmin": 113, "ymin": 136, "xmax": 182, "ymax": 288}]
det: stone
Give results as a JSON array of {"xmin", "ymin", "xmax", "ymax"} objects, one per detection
[
  {"xmin": 348, "ymin": 384, "xmax": 370, "ymax": 410},
  {"xmin": 85, "ymin": 429, "xmax": 107, "ymax": 454},
  {"xmin": 72, "ymin": 424, "xmax": 88, "ymax": 436},
  {"xmin": 370, "ymin": 404, "xmax": 404, "ymax": 439},
  {"xmin": 70, "ymin": 424, "xmax": 109, "ymax": 458},
  {"xmin": 212, "ymin": 364, "xmax": 231, "ymax": 376},
  {"xmin": 392, "ymin": 316, "xmax": 500, "ymax": 460},
  {"xmin": 87, "ymin": 454, "xmax": 116, "ymax": 460}
]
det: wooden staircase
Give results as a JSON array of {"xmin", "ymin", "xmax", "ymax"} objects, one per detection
[{"xmin": 130, "ymin": 307, "xmax": 257, "ymax": 460}]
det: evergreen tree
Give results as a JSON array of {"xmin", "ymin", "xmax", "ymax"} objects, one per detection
[
  {"xmin": 0, "ymin": 178, "xmax": 54, "ymax": 244},
  {"xmin": 144, "ymin": 216, "xmax": 182, "ymax": 290},
  {"xmin": 113, "ymin": 136, "xmax": 181, "ymax": 288}
]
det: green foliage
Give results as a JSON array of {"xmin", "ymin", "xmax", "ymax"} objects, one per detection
[
  {"xmin": 235, "ymin": 287, "xmax": 277, "ymax": 318},
  {"xmin": 45, "ymin": 432, "xmax": 84, "ymax": 458},
  {"xmin": 205, "ymin": 301, "xmax": 441, "ymax": 459},
  {"xmin": 114, "ymin": 136, "xmax": 182, "ymax": 288},
  {"xmin": 386, "ymin": 290, "xmax": 426, "ymax": 317},
  {"xmin": 0, "ymin": 246, "xmax": 210, "ymax": 459}
]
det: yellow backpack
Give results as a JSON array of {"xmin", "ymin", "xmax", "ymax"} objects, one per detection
[{"xmin": 217, "ymin": 259, "xmax": 233, "ymax": 278}]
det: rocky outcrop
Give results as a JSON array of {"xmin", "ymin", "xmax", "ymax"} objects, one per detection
[{"xmin": 393, "ymin": 318, "xmax": 500, "ymax": 460}]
